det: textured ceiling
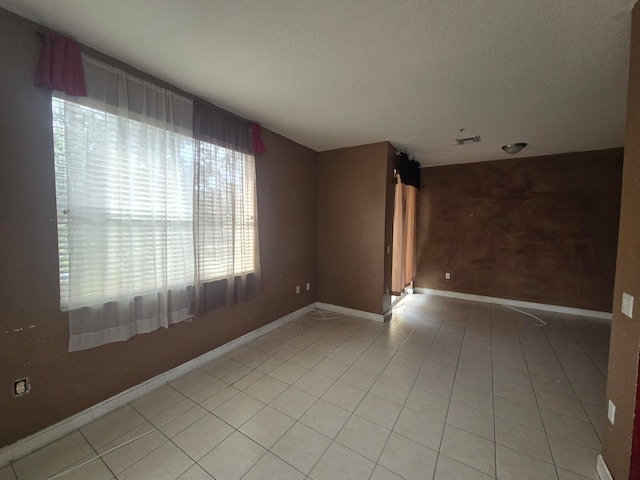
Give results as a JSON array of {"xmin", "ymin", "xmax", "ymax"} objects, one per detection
[{"xmin": 0, "ymin": 0, "xmax": 634, "ymax": 166}]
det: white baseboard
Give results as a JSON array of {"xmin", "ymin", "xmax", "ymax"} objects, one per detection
[
  {"xmin": 0, "ymin": 303, "xmax": 317, "ymax": 468},
  {"xmin": 315, "ymin": 302, "xmax": 385, "ymax": 322},
  {"xmin": 414, "ymin": 288, "xmax": 612, "ymax": 320},
  {"xmin": 597, "ymin": 454, "xmax": 613, "ymax": 480}
]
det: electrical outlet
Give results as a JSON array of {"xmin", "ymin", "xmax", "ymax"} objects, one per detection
[
  {"xmin": 14, "ymin": 378, "xmax": 29, "ymax": 397},
  {"xmin": 296, "ymin": 285, "xmax": 300, "ymax": 294},
  {"xmin": 306, "ymin": 283, "xmax": 310, "ymax": 291},
  {"xmin": 445, "ymin": 272, "xmax": 451, "ymax": 280},
  {"xmin": 622, "ymin": 292, "xmax": 634, "ymax": 318},
  {"xmin": 608, "ymin": 399, "xmax": 616, "ymax": 425}
]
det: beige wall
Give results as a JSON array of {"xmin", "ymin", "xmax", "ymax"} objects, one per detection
[
  {"xmin": 415, "ymin": 149, "xmax": 622, "ymax": 312},
  {"xmin": 0, "ymin": 7, "xmax": 318, "ymax": 449},
  {"xmin": 602, "ymin": 5, "xmax": 640, "ymax": 479},
  {"xmin": 317, "ymin": 142, "xmax": 394, "ymax": 315}
]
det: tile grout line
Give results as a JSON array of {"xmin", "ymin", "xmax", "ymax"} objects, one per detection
[{"xmin": 509, "ymin": 304, "xmax": 561, "ymax": 480}]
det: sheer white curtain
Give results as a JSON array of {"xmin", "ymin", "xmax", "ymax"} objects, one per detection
[
  {"xmin": 192, "ymin": 103, "xmax": 261, "ymax": 313},
  {"xmin": 53, "ymin": 57, "xmax": 195, "ymax": 351}
]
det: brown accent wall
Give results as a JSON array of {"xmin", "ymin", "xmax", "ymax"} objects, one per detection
[
  {"xmin": 415, "ymin": 149, "xmax": 622, "ymax": 312},
  {"xmin": 317, "ymin": 142, "xmax": 394, "ymax": 315},
  {"xmin": 0, "ymin": 7, "xmax": 317, "ymax": 449},
  {"xmin": 602, "ymin": 5, "xmax": 640, "ymax": 479}
]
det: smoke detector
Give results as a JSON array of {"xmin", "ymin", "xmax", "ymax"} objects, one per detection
[{"xmin": 455, "ymin": 136, "xmax": 481, "ymax": 145}]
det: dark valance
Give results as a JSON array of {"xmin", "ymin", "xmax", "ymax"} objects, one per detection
[
  {"xmin": 193, "ymin": 102, "xmax": 265, "ymax": 155},
  {"xmin": 397, "ymin": 152, "xmax": 421, "ymax": 189},
  {"xmin": 35, "ymin": 30, "xmax": 87, "ymax": 96}
]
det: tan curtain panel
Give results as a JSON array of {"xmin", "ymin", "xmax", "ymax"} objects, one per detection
[
  {"xmin": 391, "ymin": 153, "xmax": 420, "ymax": 294},
  {"xmin": 391, "ymin": 182, "xmax": 418, "ymax": 293}
]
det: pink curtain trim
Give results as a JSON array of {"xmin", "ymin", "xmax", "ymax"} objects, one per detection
[
  {"xmin": 252, "ymin": 123, "xmax": 266, "ymax": 155},
  {"xmin": 35, "ymin": 31, "xmax": 87, "ymax": 96}
]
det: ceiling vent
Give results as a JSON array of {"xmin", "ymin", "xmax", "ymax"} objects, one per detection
[{"xmin": 455, "ymin": 135, "xmax": 481, "ymax": 145}]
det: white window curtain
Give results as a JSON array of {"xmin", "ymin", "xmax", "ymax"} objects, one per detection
[
  {"xmin": 53, "ymin": 57, "xmax": 195, "ymax": 351},
  {"xmin": 192, "ymin": 103, "xmax": 262, "ymax": 313}
]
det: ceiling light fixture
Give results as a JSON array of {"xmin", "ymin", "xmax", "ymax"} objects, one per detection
[{"xmin": 501, "ymin": 142, "xmax": 527, "ymax": 155}]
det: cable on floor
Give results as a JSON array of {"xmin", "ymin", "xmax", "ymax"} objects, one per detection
[
  {"xmin": 44, "ymin": 416, "xmax": 176, "ymax": 479},
  {"xmin": 500, "ymin": 303, "xmax": 548, "ymax": 327},
  {"xmin": 281, "ymin": 308, "xmax": 343, "ymax": 336}
]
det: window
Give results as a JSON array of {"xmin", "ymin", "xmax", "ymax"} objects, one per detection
[
  {"xmin": 51, "ymin": 56, "xmax": 260, "ymax": 352},
  {"xmin": 194, "ymin": 141, "xmax": 256, "ymax": 281},
  {"xmin": 53, "ymin": 95, "xmax": 257, "ymax": 311}
]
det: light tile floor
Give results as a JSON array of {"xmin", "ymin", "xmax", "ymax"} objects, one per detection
[{"xmin": 1, "ymin": 294, "xmax": 609, "ymax": 479}]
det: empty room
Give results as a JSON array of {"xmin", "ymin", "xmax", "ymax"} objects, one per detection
[{"xmin": 1, "ymin": 1, "xmax": 640, "ymax": 479}]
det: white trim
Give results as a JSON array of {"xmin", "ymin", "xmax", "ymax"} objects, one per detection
[
  {"xmin": 597, "ymin": 454, "xmax": 613, "ymax": 480},
  {"xmin": 315, "ymin": 302, "xmax": 385, "ymax": 322},
  {"xmin": 414, "ymin": 288, "xmax": 612, "ymax": 320},
  {"xmin": 0, "ymin": 303, "xmax": 316, "ymax": 468}
]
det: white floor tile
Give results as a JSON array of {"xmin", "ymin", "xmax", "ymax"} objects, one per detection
[
  {"xmin": 158, "ymin": 403, "xmax": 208, "ymax": 439},
  {"xmin": 370, "ymin": 464, "xmax": 405, "ymax": 480},
  {"xmin": 496, "ymin": 444, "xmax": 558, "ymax": 480},
  {"xmin": 335, "ymin": 415, "xmax": 391, "ymax": 461},
  {"xmin": 271, "ymin": 422, "xmax": 331, "ymax": 474},
  {"xmin": 176, "ymin": 464, "xmax": 214, "ymax": 479},
  {"xmin": 354, "ymin": 393, "xmax": 403, "ymax": 429},
  {"xmin": 198, "ymin": 385, "xmax": 240, "ymax": 412},
  {"xmin": 312, "ymin": 357, "xmax": 350, "ymax": 379},
  {"xmin": 169, "ymin": 369, "xmax": 217, "ymax": 397},
  {"xmin": 239, "ymin": 405, "xmax": 296, "ymax": 449},
  {"xmin": 244, "ymin": 374, "xmax": 289, "ymax": 403},
  {"xmin": 80, "ymin": 405, "xmax": 147, "ymax": 450},
  {"xmin": 293, "ymin": 370, "xmax": 336, "ymax": 397},
  {"xmin": 493, "ymin": 395, "xmax": 544, "ymax": 431},
  {"xmin": 199, "ymin": 431, "xmax": 266, "ymax": 480},
  {"xmin": 378, "ymin": 432, "xmax": 438, "ymax": 480},
  {"xmin": 129, "ymin": 385, "xmax": 187, "ymax": 422},
  {"xmin": 99, "ymin": 425, "xmax": 167, "ymax": 475},
  {"xmin": 446, "ymin": 401, "xmax": 495, "ymax": 441},
  {"xmin": 310, "ymin": 442, "xmax": 375, "ymax": 480},
  {"xmin": 495, "ymin": 416, "xmax": 553, "ymax": 462},
  {"xmin": 547, "ymin": 435, "xmax": 599, "ymax": 478},
  {"xmin": 4, "ymin": 296, "xmax": 613, "ymax": 480},
  {"xmin": 300, "ymin": 399, "xmax": 351, "ymax": 438},
  {"xmin": 212, "ymin": 391, "xmax": 265, "ymax": 428},
  {"xmin": 339, "ymin": 365, "xmax": 379, "ymax": 391},
  {"xmin": 40, "ymin": 453, "xmax": 113, "ymax": 480},
  {"xmin": 242, "ymin": 452, "xmax": 305, "ymax": 480},
  {"xmin": 540, "ymin": 410, "xmax": 601, "ymax": 449},
  {"xmin": 369, "ymin": 375, "xmax": 412, "ymax": 405},
  {"xmin": 321, "ymin": 381, "xmax": 367, "ymax": 411},
  {"xmin": 0, "ymin": 466, "xmax": 16, "ymax": 480},
  {"xmin": 451, "ymin": 383, "xmax": 494, "ymax": 413},
  {"xmin": 171, "ymin": 413, "xmax": 233, "ymax": 460},
  {"xmin": 269, "ymin": 361, "xmax": 309, "ymax": 384},
  {"xmin": 434, "ymin": 454, "xmax": 495, "ymax": 480},
  {"xmin": 535, "ymin": 390, "xmax": 589, "ymax": 421},
  {"xmin": 394, "ymin": 406, "xmax": 445, "ymax": 451},
  {"xmin": 440, "ymin": 424, "xmax": 495, "ymax": 477},
  {"xmin": 118, "ymin": 442, "xmax": 193, "ymax": 480},
  {"xmin": 270, "ymin": 386, "xmax": 317, "ymax": 419}
]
